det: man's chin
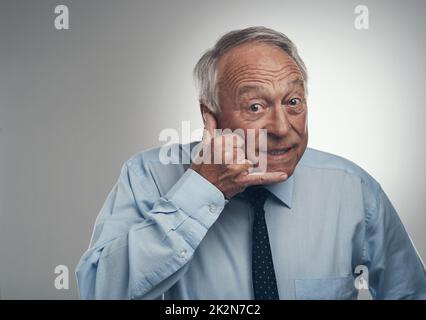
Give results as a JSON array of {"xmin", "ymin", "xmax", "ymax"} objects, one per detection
[{"xmin": 264, "ymin": 165, "xmax": 295, "ymax": 179}]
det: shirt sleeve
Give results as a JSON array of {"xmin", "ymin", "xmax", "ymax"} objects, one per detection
[
  {"xmin": 364, "ymin": 186, "xmax": 426, "ymax": 299},
  {"xmin": 75, "ymin": 161, "xmax": 226, "ymax": 299}
]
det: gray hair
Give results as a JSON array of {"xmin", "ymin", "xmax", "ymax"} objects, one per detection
[{"xmin": 193, "ymin": 26, "xmax": 308, "ymax": 114}]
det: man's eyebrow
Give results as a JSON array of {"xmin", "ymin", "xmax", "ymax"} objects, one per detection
[{"xmin": 288, "ymin": 78, "xmax": 305, "ymax": 89}]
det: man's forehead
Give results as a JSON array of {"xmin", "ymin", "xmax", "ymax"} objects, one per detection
[
  {"xmin": 219, "ymin": 64, "xmax": 304, "ymax": 94},
  {"xmin": 217, "ymin": 43, "xmax": 303, "ymax": 87},
  {"xmin": 236, "ymin": 77, "xmax": 305, "ymax": 96}
]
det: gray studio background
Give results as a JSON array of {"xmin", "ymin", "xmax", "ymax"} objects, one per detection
[{"xmin": 1, "ymin": 0, "xmax": 425, "ymax": 299}]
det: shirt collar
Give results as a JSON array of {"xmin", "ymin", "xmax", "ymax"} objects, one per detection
[
  {"xmin": 235, "ymin": 172, "xmax": 294, "ymax": 209},
  {"xmin": 263, "ymin": 173, "xmax": 294, "ymax": 209}
]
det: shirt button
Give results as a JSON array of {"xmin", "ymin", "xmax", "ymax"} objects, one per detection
[
  {"xmin": 208, "ymin": 204, "xmax": 217, "ymax": 213},
  {"xmin": 180, "ymin": 249, "xmax": 187, "ymax": 258}
]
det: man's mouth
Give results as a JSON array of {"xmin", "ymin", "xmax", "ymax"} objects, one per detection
[
  {"xmin": 268, "ymin": 147, "xmax": 292, "ymax": 155},
  {"xmin": 257, "ymin": 146, "xmax": 295, "ymax": 161}
]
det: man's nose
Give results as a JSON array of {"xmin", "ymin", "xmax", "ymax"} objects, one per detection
[{"xmin": 265, "ymin": 105, "xmax": 291, "ymax": 138}]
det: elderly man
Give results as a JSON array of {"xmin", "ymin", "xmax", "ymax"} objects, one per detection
[{"xmin": 76, "ymin": 26, "xmax": 426, "ymax": 299}]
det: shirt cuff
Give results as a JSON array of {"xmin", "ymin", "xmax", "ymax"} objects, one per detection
[{"xmin": 165, "ymin": 168, "xmax": 226, "ymax": 229}]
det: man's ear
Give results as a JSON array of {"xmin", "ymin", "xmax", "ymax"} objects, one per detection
[
  {"xmin": 199, "ymin": 103, "xmax": 216, "ymax": 124},
  {"xmin": 199, "ymin": 103, "xmax": 219, "ymax": 137}
]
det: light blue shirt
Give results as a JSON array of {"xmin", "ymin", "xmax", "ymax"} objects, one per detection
[{"xmin": 75, "ymin": 142, "xmax": 426, "ymax": 299}]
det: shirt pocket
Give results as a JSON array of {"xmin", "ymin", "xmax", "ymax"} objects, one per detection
[{"xmin": 294, "ymin": 276, "xmax": 358, "ymax": 300}]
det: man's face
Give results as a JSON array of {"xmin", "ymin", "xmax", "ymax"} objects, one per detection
[{"xmin": 215, "ymin": 42, "xmax": 308, "ymax": 177}]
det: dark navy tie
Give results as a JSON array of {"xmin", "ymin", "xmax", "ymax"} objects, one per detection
[{"xmin": 244, "ymin": 187, "xmax": 279, "ymax": 300}]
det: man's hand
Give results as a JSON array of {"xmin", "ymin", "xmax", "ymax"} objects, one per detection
[{"xmin": 190, "ymin": 112, "xmax": 288, "ymax": 199}]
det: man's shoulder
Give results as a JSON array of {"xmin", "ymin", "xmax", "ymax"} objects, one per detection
[
  {"xmin": 299, "ymin": 147, "xmax": 381, "ymax": 191},
  {"xmin": 123, "ymin": 142, "xmax": 195, "ymax": 175}
]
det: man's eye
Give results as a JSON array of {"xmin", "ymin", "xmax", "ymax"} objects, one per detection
[
  {"xmin": 249, "ymin": 103, "xmax": 262, "ymax": 112},
  {"xmin": 288, "ymin": 98, "xmax": 302, "ymax": 107}
]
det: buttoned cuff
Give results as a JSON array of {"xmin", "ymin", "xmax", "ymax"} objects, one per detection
[{"xmin": 165, "ymin": 168, "xmax": 226, "ymax": 229}]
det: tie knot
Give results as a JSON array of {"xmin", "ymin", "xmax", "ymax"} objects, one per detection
[{"xmin": 243, "ymin": 187, "xmax": 270, "ymax": 210}]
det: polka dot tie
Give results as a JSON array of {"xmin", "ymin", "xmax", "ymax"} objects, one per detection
[{"xmin": 244, "ymin": 187, "xmax": 279, "ymax": 300}]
